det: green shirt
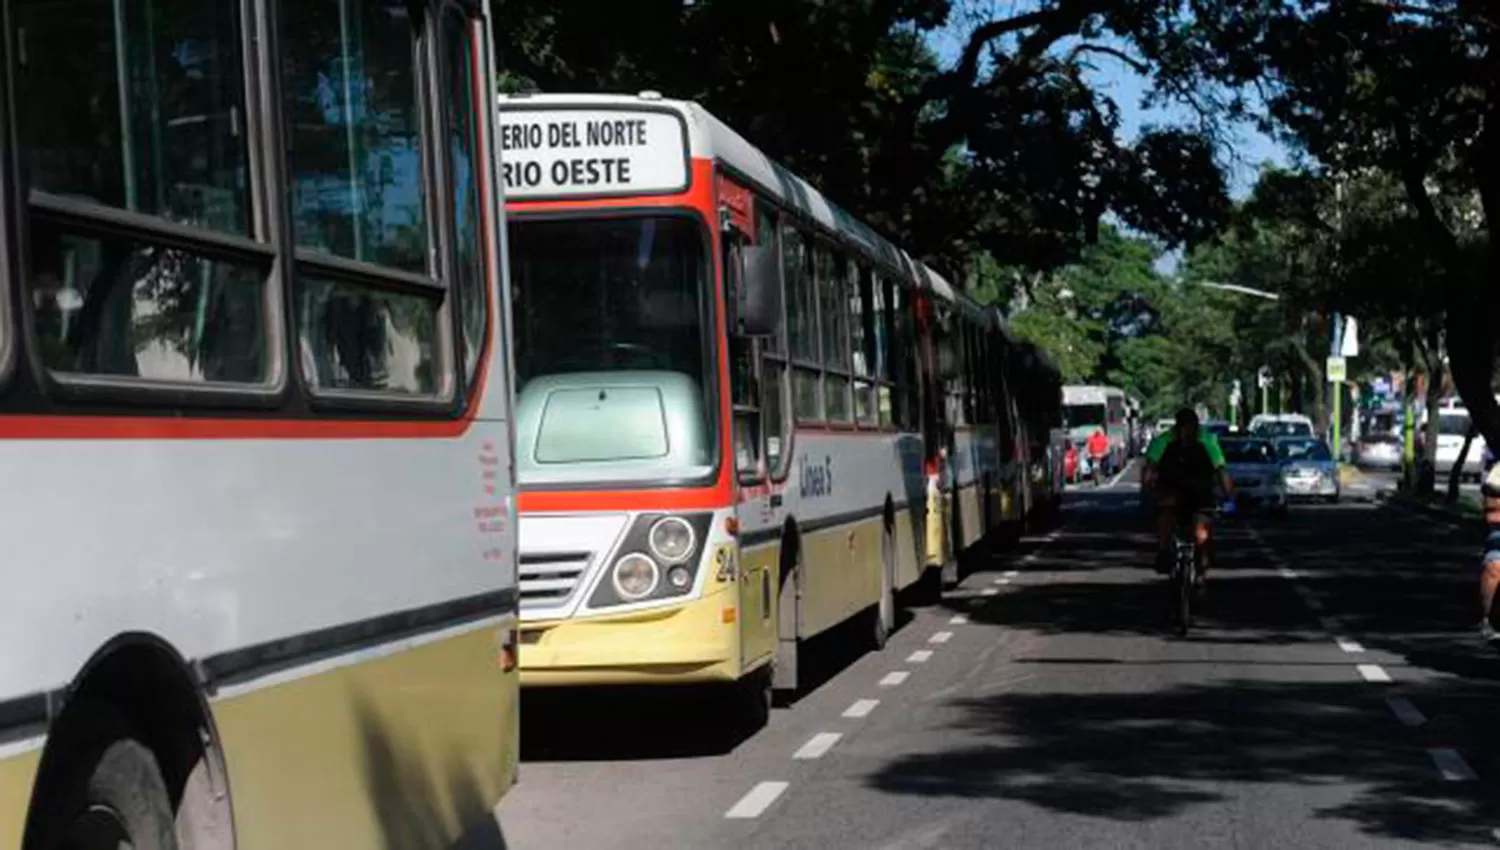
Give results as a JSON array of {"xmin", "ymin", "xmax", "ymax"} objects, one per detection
[{"xmin": 1146, "ymin": 428, "xmax": 1227, "ymax": 468}]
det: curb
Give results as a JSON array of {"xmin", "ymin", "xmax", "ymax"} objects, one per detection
[{"xmin": 1378, "ymin": 491, "xmax": 1486, "ymax": 530}]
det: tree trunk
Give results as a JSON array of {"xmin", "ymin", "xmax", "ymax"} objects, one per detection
[
  {"xmin": 1446, "ymin": 312, "xmax": 1500, "ymax": 452},
  {"xmin": 1291, "ymin": 336, "xmax": 1327, "ymax": 434},
  {"xmin": 1449, "ymin": 428, "xmax": 1477, "ymax": 503},
  {"xmin": 1421, "ymin": 369, "xmax": 1443, "ymax": 493}
]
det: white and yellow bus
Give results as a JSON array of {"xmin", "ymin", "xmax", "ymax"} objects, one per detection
[
  {"xmin": 1, "ymin": 1, "xmax": 517, "ymax": 848},
  {"xmin": 497, "ymin": 93, "xmax": 1054, "ymax": 709}
]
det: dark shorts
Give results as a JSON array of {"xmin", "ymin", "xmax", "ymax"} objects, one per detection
[{"xmin": 1484, "ymin": 530, "xmax": 1500, "ymax": 566}]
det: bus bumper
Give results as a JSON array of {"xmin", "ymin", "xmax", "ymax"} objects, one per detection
[{"xmin": 519, "ymin": 587, "xmax": 741, "ymax": 687}]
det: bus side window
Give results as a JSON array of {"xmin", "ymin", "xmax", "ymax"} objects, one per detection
[
  {"xmin": 756, "ymin": 206, "xmax": 790, "ymax": 478},
  {"xmin": 282, "ymin": 0, "xmax": 450, "ymax": 399}
]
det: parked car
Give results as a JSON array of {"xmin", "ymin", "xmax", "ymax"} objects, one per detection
[
  {"xmin": 1355, "ymin": 433, "xmax": 1403, "ymax": 471},
  {"xmin": 1432, "ymin": 405, "xmax": 1487, "ymax": 481},
  {"xmin": 1250, "ymin": 413, "xmax": 1316, "ymax": 439},
  {"xmin": 1221, "ymin": 438, "xmax": 1288, "ymax": 514},
  {"xmin": 1277, "ymin": 437, "xmax": 1340, "ymax": 502},
  {"xmin": 1204, "ymin": 420, "xmax": 1232, "ymax": 438}
]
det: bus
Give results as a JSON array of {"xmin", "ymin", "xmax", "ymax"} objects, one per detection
[
  {"xmin": 1062, "ymin": 385, "xmax": 1129, "ymax": 472},
  {"xmin": 1, "ymin": 2, "xmax": 517, "ymax": 848},
  {"xmin": 496, "ymin": 92, "xmax": 1055, "ymax": 708}
]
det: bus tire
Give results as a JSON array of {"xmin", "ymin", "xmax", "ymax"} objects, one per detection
[
  {"xmin": 33, "ymin": 700, "xmax": 177, "ymax": 850},
  {"xmin": 732, "ymin": 666, "xmax": 773, "ymax": 731}
]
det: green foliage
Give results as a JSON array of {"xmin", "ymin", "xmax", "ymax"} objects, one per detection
[{"xmin": 494, "ymin": 0, "xmax": 1233, "ymax": 282}]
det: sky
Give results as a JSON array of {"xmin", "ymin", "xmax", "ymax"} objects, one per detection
[{"xmin": 926, "ymin": 20, "xmax": 1293, "ymax": 272}]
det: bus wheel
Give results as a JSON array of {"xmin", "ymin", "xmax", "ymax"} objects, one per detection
[
  {"xmin": 36, "ymin": 701, "xmax": 177, "ymax": 850},
  {"xmin": 732, "ymin": 666, "xmax": 772, "ymax": 731}
]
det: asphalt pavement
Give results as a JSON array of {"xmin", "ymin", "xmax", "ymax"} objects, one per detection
[{"xmin": 494, "ymin": 466, "xmax": 1500, "ymax": 849}]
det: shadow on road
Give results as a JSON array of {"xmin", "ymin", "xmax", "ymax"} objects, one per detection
[
  {"xmin": 868, "ymin": 487, "xmax": 1500, "ymax": 845},
  {"xmin": 520, "ymin": 609, "xmax": 914, "ymax": 762},
  {"xmin": 864, "ymin": 677, "xmax": 1500, "ymax": 845}
]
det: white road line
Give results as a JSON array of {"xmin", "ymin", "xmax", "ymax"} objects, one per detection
[
  {"xmin": 1021, "ymin": 552, "xmax": 1040, "ymax": 563},
  {"xmin": 1386, "ymin": 696, "xmax": 1427, "ymax": 727},
  {"xmin": 1107, "ymin": 462, "xmax": 1132, "ymax": 489},
  {"xmin": 981, "ymin": 588, "xmax": 1000, "ymax": 597},
  {"xmin": 1046, "ymin": 530, "xmax": 1062, "ymax": 541},
  {"xmin": 907, "ymin": 649, "xmax": 933, "ymax": 663},
  {"xmin": 992, "ymin": 577, "xmax": 1010, "ymax": 585},
  {"xmin": 1335, "ymin": 637, "xmax": 1365, "ymax": 653},
  {"xmin": 1279, "ymin": 567, "xmax": 1300, "ymax": 579},
  {"xmin": 1357, "ymin": 664, "xmax": 1393, "ymax": 683},
  {"xmin": 1428, "ymin": 748, "xmax": 1478, "ymax": 782},
  {"xmin": 842, "ymin": 699, "xmax": 879, "ymax": 719},
  {"xmin": 1003, "ymin": 570, "xmax": 1019, "ymax": 578},
  {"xmin": 949, "ymin": 614, "xmax": 970, "ymax": 625},
  {"xmin": 725, "ymin": 781, "xmax": 789, "ymax": 818},
  {"xmin": 879, "ymin": 671, "xmax": 910, "ymax": 687},
  {"xmin": 929, "ymin": 631, "xmax": 953, "ymax": 644},
  {"xmin": 793, "ymin": 732, "xmax": 842, "ymax": 760}
]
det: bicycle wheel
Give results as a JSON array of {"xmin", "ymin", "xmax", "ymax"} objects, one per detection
[{"xmin": 1175, "ymin": 552, "xmax": 1192, "ymax": 636}]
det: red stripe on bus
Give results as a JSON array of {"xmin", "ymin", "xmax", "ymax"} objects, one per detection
[
  {"xmin": 518, "ymin": 481, "xmax": 732, "ymax": 513},
  {"xmin": 0, "ymin": 415, "xmax": 479, "ymax": 440}
]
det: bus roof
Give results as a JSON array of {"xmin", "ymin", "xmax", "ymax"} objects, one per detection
[
  {"xmin": 1062, "ymin": 385, "xmax": 1125, "ymax": 405},
  {"xmin": 498, "ymin": 92, "xmax": 965, "ymax": 306}
]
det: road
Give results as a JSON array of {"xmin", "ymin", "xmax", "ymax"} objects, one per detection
[
  {"xmin": 1359, "ymin": 468, "xmax": 1481, "ymax": 502},
  {"xmin": 495, "ymin": 469, "xmax": 1500, "ymax": 849}
]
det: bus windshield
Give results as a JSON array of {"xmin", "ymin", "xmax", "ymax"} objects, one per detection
[
  {"xmin": 1066, "ymin": 404, "xmax": 1107, "ymax": 428},
  {"xmin": 509, "ymin": 214, "xmax": 714, "ymax": 485}
]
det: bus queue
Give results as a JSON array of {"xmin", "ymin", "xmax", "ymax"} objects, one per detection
[{"xmin": 0, "ymin": 68, "xmax": 1067, "ymax": 850}]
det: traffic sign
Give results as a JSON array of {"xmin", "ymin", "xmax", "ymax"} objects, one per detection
[{"xmin": 1326, "ymin": 356, "xmax": 1347, "ymax": 383}]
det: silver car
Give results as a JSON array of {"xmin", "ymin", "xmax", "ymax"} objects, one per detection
[
  {"xmin": 1355, "ymin": 434, "xmax": 1402, "ymax": 471},
  {"xmin": 1221, "ymin": 438, "xmax": 1288, "ymax": 514},
  {"xmin": 1277, "ymin": 437, "xmax": 1340, "ymax": 502}
]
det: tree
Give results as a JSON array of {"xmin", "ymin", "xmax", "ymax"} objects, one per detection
[
  {"xmin": 1171, "ymin": 0, "xmax": 1498, "ymax": 450},
  {"xmin": 494, "ymin": 0, "xmax": 1233, "ymax": 284}
]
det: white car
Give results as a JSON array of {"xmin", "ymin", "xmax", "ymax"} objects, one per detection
[
  {"xmin": 1221, "ymin": 437, "xmax": 1288, "ymax": 514},
  {"xmin": 1433, "ymin": 406, "xmax": 1487, "ymax": 480},
  {"xmin": 1250, "ymin": 413, "xmax": 1316, "ymax": 440}
]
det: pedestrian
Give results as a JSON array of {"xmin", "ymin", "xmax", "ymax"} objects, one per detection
[
  {"xmin": 1480, "ymin": 461, "xmax": 1500, "ymax": 644},
  {"xmin": 1087, "ymin": 428, "xmax": 1111, "ymax": 486}
]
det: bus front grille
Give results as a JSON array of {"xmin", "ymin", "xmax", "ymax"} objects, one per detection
[{"xmin": 518, "ymin": 551, "xmax": 593, "ymax": 610}]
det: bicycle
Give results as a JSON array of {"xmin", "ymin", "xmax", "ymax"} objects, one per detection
[
  {"xmin": 1167, "ymin": 499, "xmax": 1233, "ymax": 636},
  {"xmin": 1168, "ymin": 510, "xmax": 1199, "ymax": 636}
]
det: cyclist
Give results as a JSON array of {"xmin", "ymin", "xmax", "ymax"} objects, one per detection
[
  {"xmin": 1142, "ymin": 408, "xmax": 1235, "ymax": 582},
  {"xmin": 1479, "ymin": 461, "xmax": 1500, "ymax": 644},
  {"xmin": 1087, "ymin": 428, "xmax": 1111, "ymax": 486}
]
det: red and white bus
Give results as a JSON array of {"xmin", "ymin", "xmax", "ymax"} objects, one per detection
[
  {"xmin": 498, "ymin": 93, "xmax": 1057, "ymax": 707},
  {"xmin": 1, "ymin": 3, "xmax": 518, "ymax": 848}
]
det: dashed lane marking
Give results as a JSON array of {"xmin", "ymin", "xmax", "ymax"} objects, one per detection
[
  {"xmin": 929, "ymin": 631, "xmax": 953, "ymax": 644},
  {"xmin": 1003, "ymin": 570, "xmax": 1019, "ymax": 578},
  {"xmin": 981, "ymin": 588, "xmax": 1000, "ymax": 597},
  {"xmin": 842, "ymin": 699, "xmax": 879, "ymax": 719},
  {"xmin": 879, "ymin": 671, "xmax": 910, "ymax": 687},
  {"xmin": 1386, "ymin": 696, "xmax": 1427, "ymax": 727},
  {"xmin": 1428, "ymin": 748, "xmax": 1478, "ymax": 782},
  {"xmin": 907, "ymin": 650, "xmax": 933, "ymax": 663},
  {"xmin": 949, "ymin": 614, "xmax": 970, "ymax": 625},
  {"xmin": 725, "ymin": 781, "xmax": 789, "ymax": 818},
  {"xmin": 1278, "ymin": 567, "xmax": 1300, "ymax": 580},
  {"xmin": 1357, "ymin": 664, "xmax": 1392, "ymax": 683},
  {"xmin": 793, "ymin": 732, "xmax": 842, "ymax": 760},
  {"xmin": 1335, "ymin": 637, "xmax": 1365, "ymax": 653}
]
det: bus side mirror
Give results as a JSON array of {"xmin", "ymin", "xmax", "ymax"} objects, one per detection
[
  {"xmin": 735, "ymin": 236, "xmax": 782, "ymax": 337},
  {"xmin": 935, "ymin": 339, "xmax": 959, "ymax": 380}
]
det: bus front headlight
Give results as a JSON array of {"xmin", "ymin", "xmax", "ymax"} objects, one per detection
[
  {"xmin": 649, "ymin": 516, "xmax": 696, "ymax": 564},
  {"xmin": 612, "ymin": 553, "xmax": 659, "ymax": 600}
]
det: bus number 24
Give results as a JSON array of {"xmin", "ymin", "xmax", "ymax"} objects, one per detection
[{"xmin": 799, "ymin": 455, "xmax": 834, "ymax": 499}]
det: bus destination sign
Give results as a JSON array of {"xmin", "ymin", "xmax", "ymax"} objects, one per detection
[{"xmin": 498, "ymin": 109, "xmax": 689, "ymax": 199}]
